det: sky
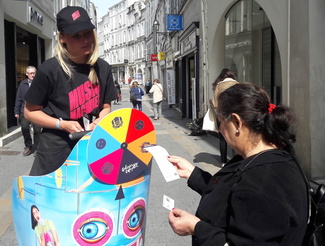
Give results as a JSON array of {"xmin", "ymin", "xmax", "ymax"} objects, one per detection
[{"xmin": 91, "ymin": 0, "xmax": 121, "ymax": 19}]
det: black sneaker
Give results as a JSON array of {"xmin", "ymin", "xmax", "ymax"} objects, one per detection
[{"xmin": 23, "ymin": 146, "xmax": 31, "ymax": 156}]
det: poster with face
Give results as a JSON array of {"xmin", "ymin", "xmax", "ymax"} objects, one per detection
[{"xmin": 12, "ymin": 108, "xmax": 156, "ymax": 246}]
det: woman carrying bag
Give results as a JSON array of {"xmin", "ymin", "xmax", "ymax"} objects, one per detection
[
  {"xmin": 149, "ymin": 79, "xmax": 163, "ymax": 120},
  {"xmin": 130, "ymin": 81, "xmax": 144, "ymax": 111}
]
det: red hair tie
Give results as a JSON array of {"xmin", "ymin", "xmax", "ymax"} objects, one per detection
[{"xmin": 268, "ymin": 104, "xmax": 276, "ymax": 113}]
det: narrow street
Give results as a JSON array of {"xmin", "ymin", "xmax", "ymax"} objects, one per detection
[{"xmin": 0, "ymin": 85, "xmax": 223, "ymax": 245}]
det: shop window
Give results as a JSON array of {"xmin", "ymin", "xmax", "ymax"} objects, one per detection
[{"xmin": 225, "ymin": 0, "xmax": 282, "ymax": 103}]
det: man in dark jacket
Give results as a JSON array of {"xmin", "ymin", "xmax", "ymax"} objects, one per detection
[{"xmin": 14, "ymin": 66, "xmax": 41, "ymax": 156}]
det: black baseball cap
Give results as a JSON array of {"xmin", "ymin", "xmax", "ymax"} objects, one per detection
[{"xmin": 56, "ymin": 6, "xmax": 95, "ymax": 34}]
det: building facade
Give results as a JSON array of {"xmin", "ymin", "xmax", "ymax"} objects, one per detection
[
  {"xmin": 202, "ymin": 0, "xmax": 325, "ymax": 178},
  {"xmin": 0, "ymin": 0, "xmax": 55, "ymax": 138},
  {"xmin": 98, "ymin": 13, "xmax": 110, "ymax": 62},
  {"xmin": 1, "ymin": 0, "xmax": 324, "ymax": 178},
  {"xmin": 103, "ymin": 0, "xmax": 147, "ymax": 85},
  {"xmin": 143, "ymin": 0, "xmax": 325, "ymax": 178},
  {"xmin": 0, "ymin": 0, "xmax": 94, "ymax": 140}
]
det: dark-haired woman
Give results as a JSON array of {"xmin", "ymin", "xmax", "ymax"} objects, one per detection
[
  {"xmin": 130, "ymin": 81, "xmax": 144, "ymax": 111},
  {"xmin": 31, "ymin": 205, "xmax": 60, "ymax": 246},
  {"xmin": 114, "ymin": 81, "xmax": 122, "ymax": 105},
  {"xmin": 167, "ymin": 82, "xmax": 308, "ymax": 245}
]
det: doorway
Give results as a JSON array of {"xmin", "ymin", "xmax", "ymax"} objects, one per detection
[{"xmin": 5, "ymin": 21, "xmax": 44, "ymax": 129}]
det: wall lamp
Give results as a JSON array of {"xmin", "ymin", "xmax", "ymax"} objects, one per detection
[{"xmin": 153, "ymin": 19, "xmax": 168, "ymax": 55}]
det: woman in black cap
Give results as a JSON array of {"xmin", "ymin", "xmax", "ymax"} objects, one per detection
[{"xmin": 24, "ymin": 6, "xmax": 117, "ymax": 176}]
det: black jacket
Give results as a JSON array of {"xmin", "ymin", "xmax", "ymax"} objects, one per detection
[
  {"xmin": 188, "ymin": 148, "xmax": 308, "ymax": 246},
  {"xmin": 14, "ymin": 79, "xmax": 30, "ymax": 115}
]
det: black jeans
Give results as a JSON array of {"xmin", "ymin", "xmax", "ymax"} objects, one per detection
[
  {"xmin": 19, "ymin": 114, "xmax": 41, "ymax": 149},
  {"xmin": 131, "ymin": 100, "xmax": 142, "ymax": 111},
  {"xmin": 217, "ymin": 120, "xmax": 227, "ymax": 163}
]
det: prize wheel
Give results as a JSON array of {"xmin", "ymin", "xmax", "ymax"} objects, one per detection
[{"xmin": 87, "ymin": 108, "xmax": 156, "ymax": 184}]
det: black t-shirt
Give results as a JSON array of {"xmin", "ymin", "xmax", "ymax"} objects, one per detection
[{"xmin": 24, "ymin": 57, "xmax": 116, "ymax": 127}]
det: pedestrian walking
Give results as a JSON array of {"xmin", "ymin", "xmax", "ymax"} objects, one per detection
[
  {"xmin": 130, "ymin": 81, "xmax": 144, "ymax": 111},
  {"xmin": 14, "ymin": 66, "xmax": 41, "ymax": 156},
  {"xmin": 114, "ymin": 81, "xmax": 121, "ymax": 105},
  {"xmin": 149, "ymin": 79, "xmax": 163, "ymax": 120},
  {"xmin": 145, "ymin": 80, "xmax": 151, "ymax": 94}
]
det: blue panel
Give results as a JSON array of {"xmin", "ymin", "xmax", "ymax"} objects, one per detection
[{"xmin": 167, "ymin": 15, "xmax": 183, "ymax": 31}]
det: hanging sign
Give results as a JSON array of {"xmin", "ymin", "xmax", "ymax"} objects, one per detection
[
  {"xmin": 150, "ymin": 54, "xmax": 158, "ymax": 61},
  {"xmin": 158, "ymin": 52, "xmax": 165, "ymax": 60},
  {"xmin": 167, "ymin": 15, "xmax": 183, "ymax": 31},
  {"xmin": 166, "ymin": 55, "xmax": 174, "ymax": 69}
]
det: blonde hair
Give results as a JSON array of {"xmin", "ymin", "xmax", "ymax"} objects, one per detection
[{"xmin": 54, "ymin": 30, "xmax": 99, "ymax": 84}]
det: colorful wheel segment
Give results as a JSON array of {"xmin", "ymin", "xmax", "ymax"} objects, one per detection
[{"xmin": 87, "ymin": 108, "xmax": 156, "ymax": 184}]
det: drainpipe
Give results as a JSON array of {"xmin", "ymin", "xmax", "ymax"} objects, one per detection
[
  {"xmin": 201, "ymin": 0, "xmax": 209, "ymax": 112},
  {"xmin": 287, "ymin": 0, "xmax": 291, "ymax": 105}
]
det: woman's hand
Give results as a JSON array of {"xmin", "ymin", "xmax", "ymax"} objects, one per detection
[
  {"xmin": 167, "ymin": 156, "xmax": 195, "ymax": 179},
  {"xmin": 168, "ymin": 208, "xmax": 200, "ymax": 236}
]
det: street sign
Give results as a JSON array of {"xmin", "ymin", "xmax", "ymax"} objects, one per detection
[
  {"xmin": 167, "ymin": 15, "xmax": 183, "ymax": 31},
  {"xmin": 150, "ymin": 54, "xmax": 158, "ymax": 61}
]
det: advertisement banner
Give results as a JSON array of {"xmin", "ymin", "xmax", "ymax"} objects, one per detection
[
  {"xmin": 166, "ymin": 70, "xmax": 176, "ymax": 105},
  {"xmin": 135, "ymin": 74, "xmax": 143, "ymax": 85},
  {"xmin": 12, "ymin": 109, "xmax": 156, "ymax": 246}
]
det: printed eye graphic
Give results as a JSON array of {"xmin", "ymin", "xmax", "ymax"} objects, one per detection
[
  {"xmin": 72, "ymin": 209, "xmax": 113, "ymax": 245},
  {"xmin": 79, "ymin": 219, "xmax": 108, "ymax": 242},
  {"xmin": 127, "ymin": 206, "xmax": 145, "ymax": 231},
  {"xmin": 123, "ymin": 198, "xmax": 146, "ymax": 238}
]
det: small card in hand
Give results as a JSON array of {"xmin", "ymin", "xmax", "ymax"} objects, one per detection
[{"xmin": 163, "ymin": 195, "xmax": 174, "ymax": 211}]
